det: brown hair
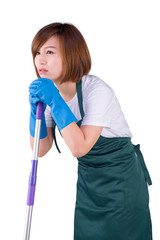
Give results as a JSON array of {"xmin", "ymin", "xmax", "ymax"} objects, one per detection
[{"xmin": 32, "ymin": 22, "xmax": 91, "ymax": 84}]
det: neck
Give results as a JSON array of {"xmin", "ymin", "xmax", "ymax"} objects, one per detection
[{"xmin": 54, "ymin": 80, "xmax": 77, "ymax": 102}]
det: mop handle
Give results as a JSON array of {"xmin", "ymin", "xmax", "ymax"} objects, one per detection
[
  {"xmin": 24, "ymin": 102, "xmax": 44, "ymax": 240},
  {"xmin": 27, "ymin": 101, "xmax": 44, "ymax": 206},
  {"xmin": 36, "ymin": 101, "xmax": 44, "ymax": 121}
]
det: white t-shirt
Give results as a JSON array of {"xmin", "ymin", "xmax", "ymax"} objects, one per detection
[{"xmin": 45, "ymin": 75, "xmax": 132, "ymax": 138}]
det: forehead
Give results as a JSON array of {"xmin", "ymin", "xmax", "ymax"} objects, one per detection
[{"xmin": 41, "ymin": 35, "xmax": 60, "ymax": 49}]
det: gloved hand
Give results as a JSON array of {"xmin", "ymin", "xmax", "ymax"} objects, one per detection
[
  {"xmin": 29, "ymin": 78, "xmax": 77, "ymax": 131},
  {"xmin": 29, "ymin": 93, "xmax": 47, "ymax": 139}
]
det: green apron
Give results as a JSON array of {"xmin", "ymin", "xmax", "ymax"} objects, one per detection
[{"xmin": 53, "ymin": 80, "xmax": 152, "ymax": 240}]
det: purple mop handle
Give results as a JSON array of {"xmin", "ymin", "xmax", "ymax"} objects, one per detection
[
  {"xmin": 36, "ymin": 101, "xmax": 44, "ymax": 120},
  {"xmin": 27, "ymin": 101, "xmax": 44, "ymax": 206}
]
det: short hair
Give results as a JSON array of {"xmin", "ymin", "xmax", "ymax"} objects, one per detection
[{"xmin": 31, "ymin": 22, "xmax": 91, "ymax": 84}]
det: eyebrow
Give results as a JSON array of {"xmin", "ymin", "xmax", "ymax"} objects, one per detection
[{"xmin": 44, "ymin": 46, "xmax": 56, "ymax": 49}]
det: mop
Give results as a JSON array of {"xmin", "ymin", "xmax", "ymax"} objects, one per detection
[{"xmin": 24, "ymin": 101, "xmax": 43, "ymax": 240}]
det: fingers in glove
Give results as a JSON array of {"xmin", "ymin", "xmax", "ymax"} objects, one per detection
[
  {"xmin": 29, "ymin": 93, "xmax": 40, "ymax": 104},
  {"xmin": 29, "ymin": 80, "xmax": 42, "ymax": 92}
]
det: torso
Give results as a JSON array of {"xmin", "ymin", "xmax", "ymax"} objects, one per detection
[{"xmin": 45, "ymin": 75, "xmax": 132, "ymax": 138}]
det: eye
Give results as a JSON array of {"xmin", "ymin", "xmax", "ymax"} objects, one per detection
[
  {"xmin": 47, "ymin": 50, "xmax": 54, "ymax": 54},
  {"xmin": 35, "ymin": 51, "xmax": 40, "ymax": 56}
]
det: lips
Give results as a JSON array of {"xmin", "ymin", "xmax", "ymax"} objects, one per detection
[{"xmin": 38, "ymin": 68, "xmax": 48, "ymax": 74}]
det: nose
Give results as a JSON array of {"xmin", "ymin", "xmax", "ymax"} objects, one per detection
[{"xmin": 38, "ymin": 54, "xmax": 47, "ymax": 65}]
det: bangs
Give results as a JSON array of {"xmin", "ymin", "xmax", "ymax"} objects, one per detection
[{"xmin": 31, "ymin": 23, "xmax": 62, "ymax": 57}]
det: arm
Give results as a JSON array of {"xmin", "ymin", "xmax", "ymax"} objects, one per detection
[
  {"xmin": 61, "ymin": 122, "xmax": 103, "ymax": 158},
  {"xmin": 30, "ymin": 127, "xmax": 54, "ymax": 157},
  {"xmin": 29, "ymin": 78, "xmax": 102, "ymax": 158}
]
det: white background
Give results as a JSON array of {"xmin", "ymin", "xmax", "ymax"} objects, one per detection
[{"xmin": 0, "ymin": 0, "xmax": 160, "ymax": 239}]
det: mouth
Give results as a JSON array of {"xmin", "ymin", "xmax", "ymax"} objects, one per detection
[{"xmin": 38, "ymin": 68, "xmax": 48, "ymax": 74}]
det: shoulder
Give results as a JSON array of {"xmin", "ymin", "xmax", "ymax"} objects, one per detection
[{"xmin": 81, "ymin": 75, "xmax": 115, "ymax": 102}]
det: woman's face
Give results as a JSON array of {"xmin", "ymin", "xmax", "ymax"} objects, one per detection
[{"xmin": 34, "ymin": 36, "xmax": 63, "ymax": 83}]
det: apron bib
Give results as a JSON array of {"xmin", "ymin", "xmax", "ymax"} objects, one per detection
[{"xmin": 73, "ymin": 80, "xmax": 152, "ymax": 240}]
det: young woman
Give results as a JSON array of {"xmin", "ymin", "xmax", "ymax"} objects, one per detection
[{"xmin": 29, "ymin": 22, "xmax": 152, "ymax": 240}]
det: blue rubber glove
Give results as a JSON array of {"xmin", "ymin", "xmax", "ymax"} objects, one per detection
[
  {"xmin": 29, "ymin": 93, "xmax": 47, "ymax": 139},
  {"xmin": 29, "ymin": 78, "xmax": 78, "ymax": 130}
]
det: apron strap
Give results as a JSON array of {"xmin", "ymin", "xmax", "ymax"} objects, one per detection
[
  {"xmin": 133, "ymin": 144, "xmax": 152, "ymax": 186},
  {"xmin": 53, "ymin": 124, "xmax": 61, "ymax": 153},
  {"xmin": 76, "ymin": 80, "xmax": 85, "ymax": 120}
]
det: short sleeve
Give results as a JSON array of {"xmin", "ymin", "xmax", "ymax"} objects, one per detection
[
  {"xmin": 81, "ymin": 80, "xmax": 115, "ymax": 127},
  {"xmin": 44, "ymin": 105, "xmax": 53, "ymax": 127}
]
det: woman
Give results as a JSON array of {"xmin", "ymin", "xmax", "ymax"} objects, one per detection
[{"xmin": 29, "ymin": 22, "xmax": 152, "ymax": 239}]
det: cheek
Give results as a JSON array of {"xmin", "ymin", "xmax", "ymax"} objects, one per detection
[
  {"xmin": 57, "ymin": 58, "xmax": 63, "ymax": 72},
  {"xmin": 34, "ymin": 58, "xmax": 38, "ymax": 68},
  {"xmin": 50, "ymin": 58, "xmax": 63, "ymax": 74}
]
